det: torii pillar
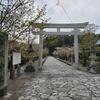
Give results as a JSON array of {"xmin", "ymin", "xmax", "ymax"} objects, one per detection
[
  {"xmin": 38, "ymin": 29, "xmax": 43, "ymax": 70},
  {"xmin": 74, "ymin": 28, "xmax": 79, "ymax": 68}
]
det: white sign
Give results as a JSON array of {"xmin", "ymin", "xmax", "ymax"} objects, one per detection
[{"xmin": 13, "ymin": 52, "xmax": 21, "ymax": 65}]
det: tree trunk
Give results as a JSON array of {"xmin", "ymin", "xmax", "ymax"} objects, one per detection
[{"xmin": 10, "ymin": 56, "xmax": 15, "ymax": 80}]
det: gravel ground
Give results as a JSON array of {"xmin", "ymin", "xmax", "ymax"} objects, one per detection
[
  {"xmin": 2, "ymin": 73, "xmax": 34, "ymax": 100},
  {"xmin": 2, "ymin": 56, "xmax": 100, "ymax": 100}
]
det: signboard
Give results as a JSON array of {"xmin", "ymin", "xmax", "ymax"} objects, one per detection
[{"xmin": 13, "ymin": 52, "xmax": 21, "ymax": 65}]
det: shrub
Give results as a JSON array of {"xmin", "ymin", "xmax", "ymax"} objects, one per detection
[
  {"xmin": 96, "ymin": 57, "xmax": 100, "ymax": 62},
  {"xmin": 96, "ymin": 65, "xmax": 100, "ymax": 73}
]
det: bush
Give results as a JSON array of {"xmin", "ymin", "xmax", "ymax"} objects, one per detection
[
  {"xmin": 96, "ymin": 57, "xmax": 100, "ymax": 62},
  {"xmin": 96, "ymin": 65, "xmax": 100, "ymax": 73},
  {"xmin": 25, "ymin": 65, "xmax": 35, "ymax": 72}
]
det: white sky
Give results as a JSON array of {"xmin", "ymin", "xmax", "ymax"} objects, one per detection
[
  {"xmin": 34, "ymin": 0, "xmax": 100, "ymax": 43},
  {"xmin": 35, "ymin": 0, "xmax": 100, "ymax": 32}
]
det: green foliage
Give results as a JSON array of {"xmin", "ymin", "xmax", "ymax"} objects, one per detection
[
  {"xmin": 96, "ymin": 57, "xmax": 100, "ymax": 62},
  {"xmin": 44, "ymin": 36, "xmax": 62, "ymax": 55},
  {"xmin": 44, "ymin": 35, "xmax": 74, "ymax": 55},
  {"xmin": 43, "ymin": 48, "xmax": 49, "ymax": 57},
  {"xmin": 95, "ymin": 65, "xmax": 100, "ymax": 73},
  {"xmin": 79, "ymin": 32, "xmax": 96, "ymax": 49},
  {"xmin": 79, "ymin": 32, "xmax": 98, "ymax": 66},
  {"xmin": 19, "ymin": 42, "xmax": 39, "ymax": 63},
  {"xmin": 19, "ymin": 43, "xmax": 28, "ymax": 58},
  {"xmin": 80, "ymin": 48, "xmax": 90, "ymax": 66},
  {"xmin": 0, "ymin": 31, "xmax": 7, "ymax": 36},
  {"xmin": 64, "ymin": 35, "xmax": 74, "ymax": 46}
]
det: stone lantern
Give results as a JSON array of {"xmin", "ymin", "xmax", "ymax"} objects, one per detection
[
  {"xmin": 27, "ymin": 44, "xmax": 33, "ymax": 54},
  {"xmin": 89, "ymin": 46, "xmax": 97, "ymax": 73},
  {"xmin": 25, "ymin": 44, "xmax": 35, "ymax": 72},
  {"xmin": 27, "ymin": 44, "xmax": 33, "ymax": 63}
]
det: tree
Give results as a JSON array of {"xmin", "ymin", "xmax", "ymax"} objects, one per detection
[
  {"xmin": 43, "ymin": 36, "xmax": 62, "ymax": 55},
  {"xmin": 63, "ymin": 35, "xmax": 74, "ymax": 47},
  {"xmin": 79, "ymin": 32, "xmax": 97, "ymax": 66},
  {"xmin": 0, "ymin": 0, "xmax": 46, "ymax": 40},
  {"xmin": 43, "ymin": 35, "xmax": 74, "ymax": 55},
  {"xmin": 0, "ymin": 0, "xmax": 47, "ymax": 79},
  {"xmin": 53, "ymin": 47, "xmax": 73, "ymax": 61}
]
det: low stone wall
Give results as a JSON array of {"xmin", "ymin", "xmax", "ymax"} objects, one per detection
[{"xmin": 55, "ymin": 57, "xmax": 72, "ymax": 66}]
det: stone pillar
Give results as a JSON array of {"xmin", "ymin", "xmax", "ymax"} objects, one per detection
[
  {"xmin": 74, "ymin": 29, "xmax": 79, "ymax": 68},
  {"xmin": 38, "ymin": 29, "xmax": 43, "ymax": 70},
  {"xmin": 89, "ymin": 46, "xmax": 97, "ymax": 73},
  {"xmin": 0, "ymin": 34, "xmax": 8, "ymax": 97},
  {"xmin": 4, "ymin": 34, "xmax": 8, "ymax": 93}
]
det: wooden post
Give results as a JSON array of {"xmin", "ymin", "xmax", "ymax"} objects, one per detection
[{"xmin": 17, "ymin": 64, "xmax": 20, "ymax": 77}]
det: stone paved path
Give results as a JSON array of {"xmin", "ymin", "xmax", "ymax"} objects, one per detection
[{"xmin": 18, "ymin": 56, "xmax": 100, "ymax": 100}]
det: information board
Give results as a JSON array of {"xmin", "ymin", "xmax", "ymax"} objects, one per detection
[{"xmin": 13, "ymin": 52, "xmax": 21, "ymax": 65}]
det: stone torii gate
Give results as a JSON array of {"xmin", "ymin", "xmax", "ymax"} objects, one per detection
[{"xmin": 32, "ymin": 22, "xmax": 89, "ymax": 70}]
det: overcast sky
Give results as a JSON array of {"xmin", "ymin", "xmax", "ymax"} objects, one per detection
[
  {"xmin": 35, "ymin": 0, "xmax": 100, "ymax": 34},
  {"xmin": 34, "ymin": 0, "xmax": 100, "ymax": 43}
]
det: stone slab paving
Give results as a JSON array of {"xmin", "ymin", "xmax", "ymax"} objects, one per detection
[{"xmin": 18, "ymin": 56, "xmax": 100, "ymax": 100}]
